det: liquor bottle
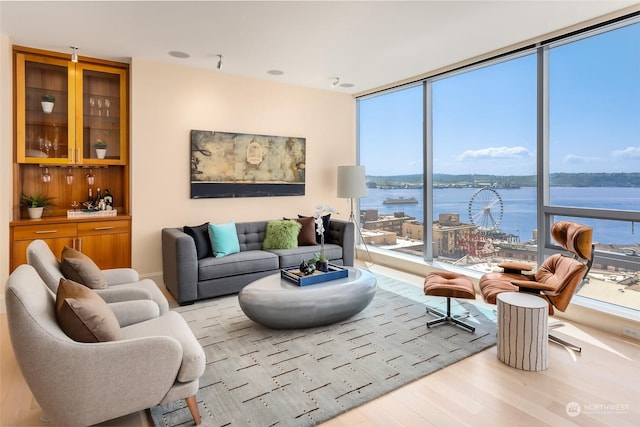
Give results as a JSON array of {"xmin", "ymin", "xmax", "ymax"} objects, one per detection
[
  {"xmin": 87, "ymin": 188, "xmax": 94, "ymax": 205},
  {"xmin": 103, "ymin": 188, "xmax": 113, "ymax": 207},
  {"xmin": 96, "ymin": 187, "xmax": 102, "ymax": 201}
]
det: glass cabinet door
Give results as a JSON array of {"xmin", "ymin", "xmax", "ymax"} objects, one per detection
[
  {"xmin": 16, "ymin": 54, "xmax": 74, "ymax": 164},
  {"xmin": 77, "ymin": 64, "xmax": 127, "ymax": 165}
]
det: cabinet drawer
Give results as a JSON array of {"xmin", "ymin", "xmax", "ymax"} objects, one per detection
[
  {"xmin": 12, "ymin": 223, "xmax": 77, "ymax": 241},
  {"xmin": 77, "ymin": 220, "xmax": 129, "ymax": 236}
]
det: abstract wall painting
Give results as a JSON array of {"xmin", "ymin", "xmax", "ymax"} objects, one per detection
[{"xmin": 190, "ymin": 130, "xmax": 306, "ymax": 198}]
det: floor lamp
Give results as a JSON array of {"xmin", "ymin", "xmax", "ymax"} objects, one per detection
[{"xmin": 337, "ymin": 165, "xmax": 371, "ymax": 263}]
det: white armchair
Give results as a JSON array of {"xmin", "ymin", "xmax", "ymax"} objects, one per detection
[
  {"xmin": 5, "ymin": 264, "xmax": 205, "ymax": 426},
  {"xmin": 26, "ymin": 239, "xmax": 169, "ymax": 325}
]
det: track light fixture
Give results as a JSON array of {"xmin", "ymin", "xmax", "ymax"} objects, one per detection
[
  {"xmin": 331, "ymin": 77, "xmax": 340, "ymax": 88},
  {"xmin": 217, "ymin": 54, "xmax": 223, "ymax": 70},
  {"xmin": 70, "ymin": 46, "xmax": 78, "ymax": 63}
]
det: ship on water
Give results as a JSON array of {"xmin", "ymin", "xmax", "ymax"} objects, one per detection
[{"xmin": 383, "ymin": 196, "xmax": 419, "ymax": 205}]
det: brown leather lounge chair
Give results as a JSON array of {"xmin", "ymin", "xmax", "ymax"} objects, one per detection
[{"xmin": 479, "ymin": 221, "xmax": 594, "ymax": 352}]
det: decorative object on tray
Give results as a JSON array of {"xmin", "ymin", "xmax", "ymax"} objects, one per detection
[
  {"xmin": 41, "ymin": 94, "xmax": 55, "ymax": 113},
  {"xmin": 94, "ymin": 140, "xmax": 107, "ymax": 159},
  {"xmin": 21, "ymin": 192, "xmax": 55, "ymax": 219},
  {"xmin": 281, "ymin": 264, "xmax": 348, "ymax": 286},
  {"xmin": 314, "ymin": 204, "xmax": 336, "ymax": 271}
]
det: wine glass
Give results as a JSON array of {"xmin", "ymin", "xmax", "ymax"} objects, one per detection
[
  {"xmin": 53, "ymin": 138, "xmax": 59, "ymax": 158},
  {"xmin": 97, "ymin": 99, "xmax": 103, "ymax": 116},
  {"xmin": 104, "ymin": 99, "xmax": 110, "ymax": 117},
  {"xmin": 41, "ymin": 167, "xmax": 51, "ymax": 183},
  {"xmin": 89, "ymin": 97, "xmax": 95, "ymax": 115},
  {"xmin": 43, "ymin": 138, "xmax": 52, "ymax": 157},
  {"xmin": 66, "ymin": 167, "xmax": 74, "ymax": 185}
]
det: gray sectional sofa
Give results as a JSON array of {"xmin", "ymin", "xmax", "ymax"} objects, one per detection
[{"xmin": 162, "ymin": 219, "xmax": 354, "ymax": 305}]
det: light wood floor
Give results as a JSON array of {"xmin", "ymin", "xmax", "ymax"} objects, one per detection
[{"xmin": 2, "ymin": 265, "xmax": 639, "ymax": 426}]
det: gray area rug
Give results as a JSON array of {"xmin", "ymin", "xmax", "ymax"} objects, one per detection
[{"xmin": 151, "ymin": 274, "xmax": 497, "ymax": 426}]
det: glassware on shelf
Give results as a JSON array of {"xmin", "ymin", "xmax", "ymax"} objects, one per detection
[
  {"xmin": 104, "ymin": 99, "xmax": 110, "ymax": 117},
  {"xmin": 97, "ymin": 99, "xmax": 103, "ymax": 116},
  {"xmin": 89, "ymin": 97, "xmax": 95, "ymax": 115},
  {"xmin": 53, "ymin": 139, "xmax": 59, "ymax": 158},
  {"xmin": 43, "ymin": 138, "xmax": 52, "ymax": 157}
]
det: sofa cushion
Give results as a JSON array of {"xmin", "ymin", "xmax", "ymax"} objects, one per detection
[
  {"xmin": 183, "ymin": 222, "xmax": 212, "ymax": 260},
  {"xmin": 299, "ymin": 213, "xmax": 331, "ymax": 243},
  {"xmin": 56, "ymin": 278, "xmax": 122, "ymax": 342},
  {"xmin": 208, "ymin": 221, "xmax": 240, "ymax": 257},
  {"xmin": 285, "ymin": 216, "xmax": 317, "ymax": 246},
  {"xmin": 60, "ymin": 246, "xmax": 108, "ymax": 289},
  {"xmin": 262, "ymin": 220, "xmax": 301, "ymax": 250},
  {"xmin": 198, "ymin": 250, "xmax": 279, "ymax": 281}
]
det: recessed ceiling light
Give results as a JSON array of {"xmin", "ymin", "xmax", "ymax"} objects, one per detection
[
  {"xmin": 169, "ymin": 51, "xmax": 190, "ymax": 59},
  {"xmin": 340, "ymin": 83, "xmax": 354, "ymax": 88},
  {"xmin": 267, "ymin": 70, "xmax": 284, "ymax": 75}
]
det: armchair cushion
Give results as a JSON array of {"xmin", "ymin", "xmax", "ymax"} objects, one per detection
[
  {"xmin": 60, "ymin": 246, "xmax": 108, "ymax": 289},
  {"xmin": 55, "ymin": 278, "xmax": 122, "ymax": 342},
  {"xmin": 262, "ymin": 220, "xmax": 301, "ymax": 250}
]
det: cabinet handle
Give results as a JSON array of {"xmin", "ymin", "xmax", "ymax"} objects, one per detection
[
  {"xmin": 35, "ymin": 230, "xmax": 57, "ymax": 234},
  {"xmin": 94, "ymin": 226, "xmax": 114, "ymax": 231}
]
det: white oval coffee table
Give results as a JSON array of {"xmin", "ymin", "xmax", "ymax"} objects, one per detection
[{"xmin": 238, "ymin": 267, "xmax": 377, "ymax": 329}]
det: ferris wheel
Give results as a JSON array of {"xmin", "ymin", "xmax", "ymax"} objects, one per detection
[{"xmin": 468, "ymin": 187, "xmax": 504, "ymax": 231}]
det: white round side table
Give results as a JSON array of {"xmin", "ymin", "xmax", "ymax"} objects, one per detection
[{"xmin": 497, "ymin": 292, "xmax": 549, "ymax": 371}]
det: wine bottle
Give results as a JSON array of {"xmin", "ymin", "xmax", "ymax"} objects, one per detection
[
  {"xmin": 103, "ymin": 188, "xmax": 113, "ymax": 207},
  {"xmin": 88, "ymin": 188, "xmax": 94, "ymax": 205},
  {"xmin": 96, "ymin": 187, "xmax": 102, "ymax": 201}
]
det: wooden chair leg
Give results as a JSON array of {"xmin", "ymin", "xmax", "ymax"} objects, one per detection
[{"xmin": 185, "ymin": 395, "xmax": 201, "ymax": 425}]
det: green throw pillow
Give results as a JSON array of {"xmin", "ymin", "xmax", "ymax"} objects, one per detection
[
  {"xmin": 263, "ymin": 220, "xmax": 302, "ymax": 250},
  {"xmin": 208, "ymin": 221, "xmax": 240, "ymax": 257}
]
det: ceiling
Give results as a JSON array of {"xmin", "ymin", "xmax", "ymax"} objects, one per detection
[{"xmin": 1, "ymin": 1, "xmax": 637, "ymax": 95}]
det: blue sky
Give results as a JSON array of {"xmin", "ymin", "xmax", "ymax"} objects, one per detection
[{"xmin": 359, "ymin": 20, "xmax": 640, "ymax": 177}]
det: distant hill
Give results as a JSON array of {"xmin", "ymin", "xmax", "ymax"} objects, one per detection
[{"xmin": 365, "ymin": 173, "xmax": 640, "ymax": 188}]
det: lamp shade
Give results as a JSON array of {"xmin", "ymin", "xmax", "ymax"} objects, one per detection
[{"xmin": 337, "ymin": 165, "xmax": 367, "ymax": 198}]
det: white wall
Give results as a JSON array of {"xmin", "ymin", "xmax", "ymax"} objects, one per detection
[
  {"xmin": 130, "ymin": 58, "xmax": 355, "ymax": 279},
  {"xmin": 0, "ymin": 34, "xmax": 13, "ymax": 312}
]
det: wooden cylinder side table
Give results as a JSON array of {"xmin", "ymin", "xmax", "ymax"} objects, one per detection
[{"xmin": 497, "ymin": 292, "xmax": 549, "ymax": 371}]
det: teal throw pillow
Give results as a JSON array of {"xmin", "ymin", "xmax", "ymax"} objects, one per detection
[
  {"xmin": 262, "ymin": 220, "xmax": 302, "ymax": 250},
  {"xmin": 208, "ymin": 221, "xmax": 240, "ymax": 257}
]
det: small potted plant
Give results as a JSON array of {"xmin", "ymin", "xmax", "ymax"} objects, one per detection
[
  {"xmin": 21, "ymin": 192, "xmax": 55, "ymax": 219},
  {"xmin": 41, "ymin": 94, "xmax": 55, "ymax": 114},
  {"xmin": 94, "ymin": 140, "xmax": 107, "ymax": 159}
]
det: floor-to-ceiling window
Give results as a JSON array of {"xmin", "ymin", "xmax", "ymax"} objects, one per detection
[
  {"xmin": 544, "ymin": 19, "xmax": 640, "ymax": 312},
  {"xmin": 358, "ymin": 84, "xmax": 424, "ymax": 254},
  {"xmin": 431, "ymin": 53, "xmax": 537, "ymax": 271},
  {"xmin": 357, "ymin": 14, "xmax": 640, "ymax": 315}
]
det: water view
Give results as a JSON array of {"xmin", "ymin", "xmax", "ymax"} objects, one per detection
[{"xmin": 362, "ymin": 186, "xmax": 640, "ymax": 245}]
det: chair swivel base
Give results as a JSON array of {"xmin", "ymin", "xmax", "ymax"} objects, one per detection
[
  {"xmin": 425, "ymin": 297, "xmax": 475, "ymax": 333},
  {"xmin": 549, "ymin": 333, "xmax": 582, "ymax": 353}
]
